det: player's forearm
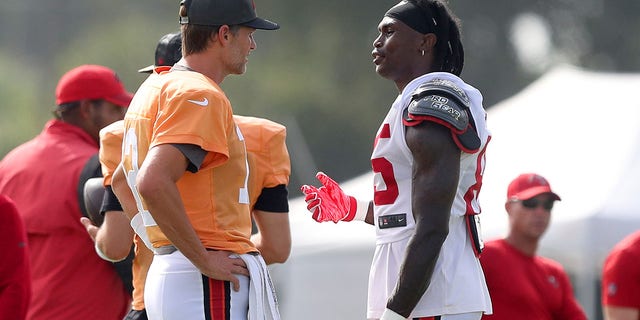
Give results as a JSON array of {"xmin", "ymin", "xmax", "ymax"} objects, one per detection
[
  {"xmin": 111, "ymin": 165, "xmax": 139, "ymax": 220},
  {"xmin": 140, "ymin": 184, "xmax": 210, "ymax": 269},
  {"xmin": 251, "ymin": 210, "xmax": 291, "ymax": 264},
  {"xmin": 387, "ymin": 170, "xmax": 453, "ymax": 317},
  {"xmin": 95, "ymin": 211, "xmax": 135, "ymax": 260},
  {"xmin": 156, "ymin": 211, "xmax": 209, "ymax": 268},
  {"xmin": 251, "ymin": 232, "xmax": 291, "ymax": 264},
  {"xmin": 386, "ymin": 223, "xmax": 447, "ymax": 317}
]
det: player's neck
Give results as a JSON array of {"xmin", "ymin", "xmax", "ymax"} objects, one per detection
[
  {"xmin": 181, "ymin": 54, "xmax": 227, "ymax": 84},
  {"xmin": 504, "ymin": 234, "xmax": 539, "ymax": 257}
]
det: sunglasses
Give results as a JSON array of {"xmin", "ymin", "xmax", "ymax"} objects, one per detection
[{"xmin": 517, "ymin": 198, "xmax": 555, "ymax": 211}]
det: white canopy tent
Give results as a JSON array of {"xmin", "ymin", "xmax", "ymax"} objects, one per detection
[
  {"xmin": 479, "ymin": 65, "xmax": 640, "ymax": 319},
  {"xmin": 270, "ymin": 65, "xmax": 640, "ymax": 320}
]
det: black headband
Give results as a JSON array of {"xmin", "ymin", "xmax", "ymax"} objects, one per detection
[{"xmin": 384, "ymin": 1, "xmax": 436, "ymax": 35}]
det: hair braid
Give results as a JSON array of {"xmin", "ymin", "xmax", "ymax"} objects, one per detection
[{"xmin": 412, "ymin": 0, "xmax": 465, "ymax": 75}]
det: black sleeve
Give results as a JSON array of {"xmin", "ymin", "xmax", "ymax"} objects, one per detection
[
  {"xmin": 172, "ymin": 143, "xmax": 207, "ymax": 173},
  {"xmin": 254, "ymin": 184, "xmax": 289, "ymax": 213},
  {"xmin": 100, "ymin": 185, "xmax": 123, "ymax": 215},
  {"xmin": 77, "ymin": 153, "xmax": 102, "ymax": 218}
]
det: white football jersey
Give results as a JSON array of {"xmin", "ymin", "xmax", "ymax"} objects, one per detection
[{"xmin": 367, "ymin": 72, "xmax": 492, "ymax": 318}]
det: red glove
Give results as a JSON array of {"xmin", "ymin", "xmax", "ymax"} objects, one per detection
[{"xmin": 300, "ymin": 172, "xmax": 367, "ymax": 223}]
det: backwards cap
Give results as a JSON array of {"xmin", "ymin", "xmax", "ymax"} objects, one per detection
[{"xmin": 138, "ymin": 32, "xmax": 182, "ymax": 73}]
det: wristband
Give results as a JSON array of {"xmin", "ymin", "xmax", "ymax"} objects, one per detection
[
  {"xmin": 380, "ymin": 308, "xmax": 406, "ymax": 320},
  {"xmin": 342, "ymin": 197, "xmax": 369, "ymax": 222},
  {"xmin": 94, "ymin": 242, "xmax": 122, "ymax": 263}
]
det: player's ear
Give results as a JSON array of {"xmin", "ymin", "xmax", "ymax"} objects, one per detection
[
  {"xmin": 504, "ymin": 201, "xmax": 514, "ymax": 215},
  {"xmin": 217, "ymin": 25, "xmax": 231, "ymax": 44},
  {"xmin": 421, "ymin": 33, "xmax": 437, "ymax": 53}
]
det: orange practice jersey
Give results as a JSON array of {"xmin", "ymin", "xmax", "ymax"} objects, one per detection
[
  {"xmin": 122, "ymin": 69, "xmax": 254, "ymax": 254},
  {"xmin": 99, "ymin": 119, "xmax": 151, "ymax": 311},
  {"xmin": 129, "ymin": 236, "xmax": 153, "ymax": 311},
  {"xmin": 234, "ymin": 115, "xmax": 290, "ymax": 208},
  {"xmin": 99, "ymin": 120, "xmax": 124, "ymax": 186}
]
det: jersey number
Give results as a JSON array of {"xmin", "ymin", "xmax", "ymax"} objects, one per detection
[
  {"xmin": 372, "ymin": 157, "xmax": 399, "ymax": 205},
  {"xmin": 371, "ymin": 144, "xmax": 489, "ymax": 211}
]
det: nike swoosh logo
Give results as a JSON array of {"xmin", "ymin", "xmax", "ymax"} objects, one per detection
[{"xmin": 187, "ymin": 98, "xmax": 209, "ymax": 107}]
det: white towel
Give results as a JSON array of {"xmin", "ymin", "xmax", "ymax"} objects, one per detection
[{"xmin": 237, "ymin": 253, "xmax": 281, "ymax": 320}]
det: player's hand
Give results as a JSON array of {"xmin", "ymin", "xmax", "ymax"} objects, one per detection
[
  {"xmin": 199, "ymin": 250, "xmax": 249, "ymax": 292},
  {"xmin": 300, "ymin": 172, "xmax": 356, "ymax": 223},
  {"xmin": 80, "ymin": 217, "xmax": 99, "ymax": 242}
]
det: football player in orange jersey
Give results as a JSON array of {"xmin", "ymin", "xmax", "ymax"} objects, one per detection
[
  {"xmin": 82, "ymin": 28, "xmax": 290, "ymax": 320},
  {"xmin": 112, "ymin": 0, "xmax": 281, "ymax": 316}
]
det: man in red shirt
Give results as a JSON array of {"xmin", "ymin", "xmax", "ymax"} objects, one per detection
[
  {"xmin": 602, "ymin": 230, "xmax": 640, "ymax": 320},
  {"xmin": 0, "ymin": 65, "xmax": 133, "ymax": 320},
  {"xmin": 480, "ymin": 173, "xmax": 587, "ymax": 320}
]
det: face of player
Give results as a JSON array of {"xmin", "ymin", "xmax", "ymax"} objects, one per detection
[
  {"xmin": 372, "ymin": 16, "xmax": 424, "ymax": 87},
  {"xmin": 226, "ymin": 26, "xmax": 257, "ymax": 75},
  {"xmin": 507, "ymin": 194, "xmax": 555, "ymax": 241}
]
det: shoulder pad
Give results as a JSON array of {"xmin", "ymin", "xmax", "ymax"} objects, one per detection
[
  {"xmin": 405, "ymin": 79, "xmax": 470, "ymax": 130},
  {"xmin": 403, "ymin": 79, "xmax": 481, "ymax": 152},
  {"xmin": 413, "ymin": 78, "xmax": 472, "ymax": 105}
]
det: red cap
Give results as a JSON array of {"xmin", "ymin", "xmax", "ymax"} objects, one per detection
[
  {"xmin": 55, "ymin": 65, "xmax": 134, "ymax": 107},
  {"xmin": 507, "ymin": 173, "xmax": 561, "ymax": 201}
]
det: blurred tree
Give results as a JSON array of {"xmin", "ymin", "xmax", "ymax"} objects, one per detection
[{"xmin": 0, "ymin": 52, "xmax": 42, "ymax": 156}]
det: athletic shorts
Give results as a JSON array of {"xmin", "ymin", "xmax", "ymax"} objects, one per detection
[{"xmin": 144, "ymin": 250, "xmax": 250, "ymax": 320}]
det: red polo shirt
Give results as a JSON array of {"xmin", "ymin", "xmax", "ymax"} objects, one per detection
[
  {"xmin": 480, "ymin": 239, "xmax": 586, "ymax": 320},
  {"xmin": 0, "ymin": 120, "xmax": 129, "ymax": 320},
  {"xmin": 0, "ymin": 194, "xmax": 30, "ymax": 320},
  {"xmin": 602, "ymin": 231, "xmax": 640, "ymax": 313}
]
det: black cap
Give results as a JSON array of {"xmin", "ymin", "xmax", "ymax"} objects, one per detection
[
  {"xmin": 138, "ymin": 32, "xmax": 183, "ymax": 73},
  {"xmin": 179, "ymin": 0, "xmax": 279, "ymax": 30}
]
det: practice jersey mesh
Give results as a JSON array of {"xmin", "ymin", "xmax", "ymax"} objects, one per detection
[{"xmin": 234, "ymin": 115, "xmax": 290, "ymax": 208}]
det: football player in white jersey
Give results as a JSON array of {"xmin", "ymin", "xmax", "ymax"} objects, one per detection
[{"xmin": 301, "ymin": 1, "xmax": 492, "ymax": 319}]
